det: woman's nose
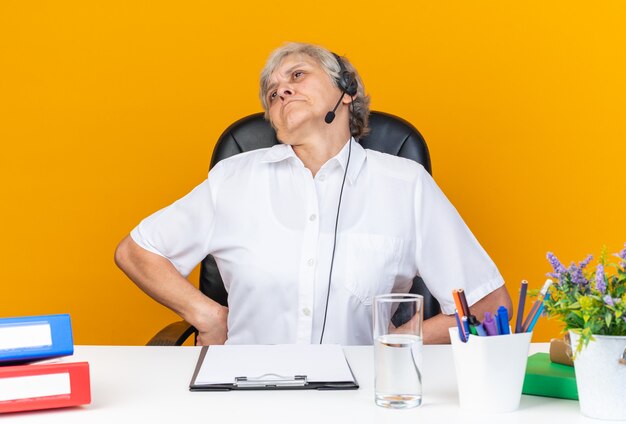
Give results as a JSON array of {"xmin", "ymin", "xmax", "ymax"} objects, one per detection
[{"xmin": 278, "ymin": 86, "xmax": 293, "ymax": 98}]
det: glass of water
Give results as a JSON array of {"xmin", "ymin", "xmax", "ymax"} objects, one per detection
[{"xmin": 373, "ymin": 293, "xmax": 424, "ymax": 409}]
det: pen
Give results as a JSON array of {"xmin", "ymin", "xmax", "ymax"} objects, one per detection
[
  {"xmin": 462, "ymin": 316, "xmax": 470, "ymax": 340},
  {"xmin": 483, "ymin": 312, "xmax": 498, "ymax": 336},
  {"xmin": 522, "ymin": 279, "xmax": 553, "ymax": 332},
  {"xmin": 454, "ymin": 309, "xmax": 467, "ymax": 342},
  {"xmin": 497, "ymin": 306, "xmax": 510, "ymax": 335},
  {"xmin": 515, "ymin": 280, "xmax": 528, "ymax": 333},
  {"xmin": 526, "ymin": 303, "xmax": 544, "ymax": 332}
]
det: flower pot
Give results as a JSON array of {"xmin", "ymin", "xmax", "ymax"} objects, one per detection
[{"xmin": 569, "ymin": 331, "xmax": 626, "ymax": 420}]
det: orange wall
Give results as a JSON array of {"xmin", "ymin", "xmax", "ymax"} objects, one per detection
[{"xmin": 1, "ymin": 1, "xmax": 624, "ymax": 345}]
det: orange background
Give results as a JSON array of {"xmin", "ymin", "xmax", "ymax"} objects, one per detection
[{"xmin": 1, "ymin": 1, "xmax": 625, "ymax": 345}]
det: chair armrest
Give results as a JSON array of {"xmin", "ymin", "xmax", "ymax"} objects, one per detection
[{"xmin": 146, "ymin": 320, "xmax": 196, "ymax": 346}]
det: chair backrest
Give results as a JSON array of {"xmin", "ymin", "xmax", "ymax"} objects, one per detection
[{"xmin": 200, "ymin": 111, "xmax": 441, "ymax": 320}]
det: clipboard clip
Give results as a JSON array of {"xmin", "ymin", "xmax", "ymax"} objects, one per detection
[{"xmin": 234, "ymin": 373, "xmax": 308, "ymax": 388}]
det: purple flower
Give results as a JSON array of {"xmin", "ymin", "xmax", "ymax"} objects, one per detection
[
  {"xmin": 618, "ymin": 242, "xmax": 626, "ymax": 259},
  {"xmin": 595, "ymin": 263, "xmax": 606, "ymax": 293},
  {"xmin": 568, "ymin": 262, "xmax": 577, "ymax": 275},
  {"xmin": 570, "ymin": 261, "xmax": 588, "ymax": 286},
  {"xmin": 603, "ymin": 295, "xmax": 619, "ymax": 306},
  {"xmin": 614, "ymin": 242, "xmax": 626, "ymax": 267},
  {"xmin": 579, "ymin": 254, "xmax": 593, "ymax": 269},
  {"xmin": 547, "ymin": 252, "xmax": 567, "ymax": 280}
]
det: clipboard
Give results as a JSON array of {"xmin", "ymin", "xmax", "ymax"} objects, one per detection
[{"xmin": 189, "ymin": 344, "xmax": 359, "ymax": 391}]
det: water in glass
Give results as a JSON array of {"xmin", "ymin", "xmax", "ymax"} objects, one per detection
[{"xmin": 374, "ymin": 333, "xmax": 423, "ymax": 408}]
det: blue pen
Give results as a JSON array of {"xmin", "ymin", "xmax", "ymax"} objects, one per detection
[
  {"xmin": 497, "ymin": 306, "xmax": 510, "ymax": 335},
  {"xmin": 527, "ymin": 303, "xmax": 544, "ymax": 332},
  {"xmin": 462, "ymin": 316, "xmax": 470, "ymax": 340},
  {"xmin": 454, "ymin": 310, "xmax": 467, "ymax": 342}
]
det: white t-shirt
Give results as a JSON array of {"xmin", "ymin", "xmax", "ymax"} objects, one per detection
[{"xmin": 131, "ymin": 138, "xmax": 504, "ymax": 345}]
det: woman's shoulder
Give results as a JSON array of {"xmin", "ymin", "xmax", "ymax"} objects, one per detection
[
  {"xmin": 364, "ymin": 148, "xmax": 428, "ymax": 179},
  {"xmin": 209, "ymin": 147, "xmax": 276, "ymax": 178},
  {"xmin": 214, "ymin": 147, "xmax": 273, "ymax": 168}
]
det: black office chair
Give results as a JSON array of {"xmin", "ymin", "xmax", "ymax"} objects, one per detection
[{"xmin": 147, "ymin": 111, "xmax": 441, "ymax": 345}]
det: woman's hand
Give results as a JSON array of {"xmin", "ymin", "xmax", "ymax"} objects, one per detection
[{"xmin": 195, "ymin": 305, "xmax": 229, "ymax": 345}]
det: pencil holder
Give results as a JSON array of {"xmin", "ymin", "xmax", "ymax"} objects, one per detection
[{"xmin": 449, "ymin": 328, "xmax": 532, "ymax": 413}]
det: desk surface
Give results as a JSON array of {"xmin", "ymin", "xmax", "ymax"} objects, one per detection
[{"xmin": 7, "ymin": 344, "xmax": 597, "ymax": 423}]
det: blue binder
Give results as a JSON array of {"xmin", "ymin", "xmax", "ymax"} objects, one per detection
[{"xmin": 0, "ymin": 314, "xmax": 74, "ymax": 363}]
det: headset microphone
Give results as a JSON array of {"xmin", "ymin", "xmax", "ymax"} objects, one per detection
[{"xmin": 324, "ymin": 89, "xmax": 348, "ymax": 124}]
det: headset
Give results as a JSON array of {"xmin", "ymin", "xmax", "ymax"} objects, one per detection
[
  {"xmin": 324, "ymin": 53, "xmax": 358, "ymax": 124},
  {"xmin": 319, "ymin": 53, "xmax": 358, "ymax": 344},
  {"xmin": 334, "ymin": 53, "xmax": 358, "ymax": 95}
]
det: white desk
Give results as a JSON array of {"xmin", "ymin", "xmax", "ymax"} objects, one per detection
[{"xmin": 8, "ymin": 344, "xmax": 596, "ymax": 423}]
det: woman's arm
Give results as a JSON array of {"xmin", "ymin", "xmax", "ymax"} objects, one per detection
[
  {"xmin": 423, "ymin": 285, "xmax": 512, "ymax": 344},
  {"xmin": 114, "ymin": 235, "xmax": 228, "ymax": 345}
]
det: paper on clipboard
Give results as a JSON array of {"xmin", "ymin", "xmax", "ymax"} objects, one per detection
[{"xmin": 191, "ymin": 344, "xmax": 356, "ymax": 388}]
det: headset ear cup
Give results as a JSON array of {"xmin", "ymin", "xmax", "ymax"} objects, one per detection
[
  {"xmin": 344, "ymin": 72, "xmax": 358, "ymax": 97},
  {"xmin": 338, "ymin": 71, "xmax": 357, "ymax": 97},
  {"xmin": 333, "ymin": 52, "xmax": 358, "ymax": 97}
]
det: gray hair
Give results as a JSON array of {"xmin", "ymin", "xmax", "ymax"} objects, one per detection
[{"xmin": 259, "ymin": 42, "xmax": 370, "ymax": 139}]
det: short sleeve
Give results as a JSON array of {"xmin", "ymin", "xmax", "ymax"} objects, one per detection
[
  {"xmin": 413, "ymin": 168, "xmax": 504, "ymax": 315},
  {"xmin": 130, "ymin": 178, "xmax": 216, "ymax": 277}
]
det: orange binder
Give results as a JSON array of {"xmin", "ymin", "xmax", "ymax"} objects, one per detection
[{"xmin": 0, "ymin": 361, "xmax": 91, "ymax": 413}]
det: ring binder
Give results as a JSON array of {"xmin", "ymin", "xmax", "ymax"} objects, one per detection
[
  {"xmin": 0, "ymin": 314, "xmax": 74, "ymax": 363},
  {"xmin": 234, "ymin": 374, "xmax": 308, "ymax": 388}
]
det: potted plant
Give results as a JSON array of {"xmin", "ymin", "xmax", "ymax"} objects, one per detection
[{"xmin": 543, "ymin": 243, "xmax": 626, "ymax": 420}]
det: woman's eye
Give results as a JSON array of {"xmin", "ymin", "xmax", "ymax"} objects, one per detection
[
  {"xmin": 269, "ymin": 92, "xmax": 277, "ymax": 102},
  {"xmin": 294, "ymin": 71, "xmax": 303, "ymax": 78}
]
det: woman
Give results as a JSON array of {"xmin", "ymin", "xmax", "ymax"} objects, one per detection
[{"xmin": 115, "ymin": 42, "xmax": 512, "ymax": 345}]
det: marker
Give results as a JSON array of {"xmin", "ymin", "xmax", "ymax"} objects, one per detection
[
  {"xmin": 468, "ymin": 315, "xmax": 480, "ymax": 335},
  {"xmin": 454, "ymin": 309, "xmax": 467, "ymax": 342},
  {"xmin": 483, "ymin": 312, "xmax": 498, "ymax": 336},
  {"xmin": 497, "ymin": 306, "xmax": 510, "ymax": 335},
  {"xmin": 515, "ymin": 280, "xmax": 528, "ymax": 333},
  {"xmin": 468, "ymin": 315, "xmax": 481, "ymax": 326},
  {"xmin": 526, "ymin": 303, "xmax": 544, "ymax": 332},
  {"xmin": 475, "ymin": 323, "xmax": 487, "ymax": 336}
]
